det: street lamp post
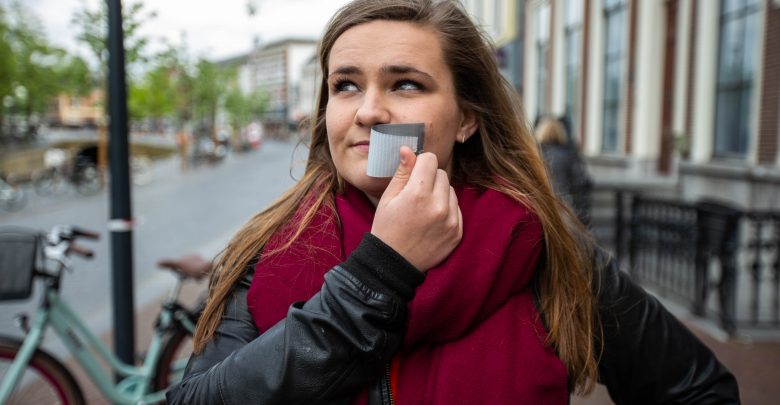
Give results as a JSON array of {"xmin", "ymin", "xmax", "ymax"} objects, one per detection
[{"xmin": 106, "ymin": 0, "xmax": 135, "ymax": 374}]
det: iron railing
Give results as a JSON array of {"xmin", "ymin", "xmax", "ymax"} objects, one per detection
[{"xmin": 589, "ymin": 185, "xmax": 780, "ymax": 336}]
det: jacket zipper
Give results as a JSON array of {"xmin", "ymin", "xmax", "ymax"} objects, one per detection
[{"xmin": 383, "ymin": 362, "xmax": 395, "ymax": 405}]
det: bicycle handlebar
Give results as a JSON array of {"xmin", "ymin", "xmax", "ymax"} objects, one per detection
[
  {"xmin": 44, "ymin": 225, "xmax": 100, "ymax": 263},
  {"xmin": 70, "ymin": 226, "xmax": 100, "ymax": 241},
  {"xmin": 48, "ymin": 225, "xmax": 100, "ymax": 243},
  {"xmin": 66, "ymin": 244, "xmax": 94, "ymax": 259}
]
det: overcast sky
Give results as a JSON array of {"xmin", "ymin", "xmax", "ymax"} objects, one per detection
[{"xmin": 16, "ymin": 0, "xmax": 352, "ymax": 61}]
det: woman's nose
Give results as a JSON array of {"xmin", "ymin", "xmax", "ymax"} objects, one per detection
[{"xmin": 354, "ymin": 90, "xmax": 390, "ymax": 127}]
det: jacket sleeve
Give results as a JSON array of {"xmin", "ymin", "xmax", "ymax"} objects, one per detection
[
  {"xmin": 593, "ymin": 248, "xmax": 741, "ymax": 404},
  {"xmin": 166, "ymin": 233, "xmax": 424, "ymax": 405}
]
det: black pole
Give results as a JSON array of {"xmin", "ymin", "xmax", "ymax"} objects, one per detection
[{"xmin": 106, "ymin": 0, "xmax": 135, "ymax": 372}]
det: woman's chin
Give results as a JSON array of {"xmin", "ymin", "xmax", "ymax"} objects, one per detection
[{"xmin": 348, "ymin": 176, "xmax": 391, "ymax": 202}]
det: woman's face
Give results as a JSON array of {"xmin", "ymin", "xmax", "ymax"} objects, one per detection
[{"xmin": 325, "ymin": 20, "xmax": 477, "ymax": 202}]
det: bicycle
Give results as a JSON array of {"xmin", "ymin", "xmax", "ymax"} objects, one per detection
[
  {"xmin": 31, "ymin": 151, "xmax": 101, "ymax": 197},
  {"xmin": 0, "ymin": 225, "xmax": 210, "ymax": 404},
  {"xmin": 131, "ymin": 155, "xmax": 154, "ymax": 186},
  {"xmin": 0, "ymin": 175, "xmax": 26, "ymax": 212}
]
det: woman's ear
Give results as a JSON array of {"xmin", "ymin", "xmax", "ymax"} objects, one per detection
[{"xmin": 458, "ymin": 108, "xmax": 479, "ymax": 142}]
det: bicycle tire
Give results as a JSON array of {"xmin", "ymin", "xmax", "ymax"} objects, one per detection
[
  {"xmin": 151, "ymin": 296, "xmax": 205, "ymax": 392},
  {"xmin": 0, "ymin": 186, "xmax": 27, "ymax": 212},
  {"xmin": 131, "ymin": 156, "xmax": 153, "ymax": 186},
  {"xmin": 31, "ymin": 169, "xmax": 59, "ymax": 197},
  {"xmin": 0, "ymin": 336, "xmax": 85, "ymax": 405},
  {"xmin": 74, "ymin": 164, "xmax": 101, "ymax": 196}
]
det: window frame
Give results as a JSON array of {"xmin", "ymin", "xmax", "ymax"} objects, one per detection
[
  {"xmin": 712, "ymin": 0, "xmax": 761, "ymax": 159},
  {"xmin": 601, "ymin": 0, "xmax": 628, "ymax": 154}
]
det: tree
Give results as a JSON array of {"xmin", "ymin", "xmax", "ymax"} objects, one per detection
[
  {"xmin": 56, "ymin": 54, "xmax": 94, "ymax": 98},
  {"xmin": 71, "ymin": 0, "xmax": 156, "ymax": 80},
  {"xmin": 223, "ymin": 84, "xmax": 268, "ymax": 143},
  {"xmin": 128, "ymin": 49, "xmax": 180, "ymax": 131},
  {"xmin": 126, "ymin": 41, "xmax": 200, "ymax": 134},
  {"xmin": 0, "ymin": 2, "xmax": 90, "ymax": 143},
  {"xmin": 0, "ymin": 6, "xmax": 14, "ymax": 137},
  {"xmin": 190, "ymin": 59, "xmax": 231, "ymax": 140}
]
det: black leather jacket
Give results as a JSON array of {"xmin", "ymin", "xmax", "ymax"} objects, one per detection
[{"xmin": 167, "ymin": 234, "xmax": 740, "ymax": 404}]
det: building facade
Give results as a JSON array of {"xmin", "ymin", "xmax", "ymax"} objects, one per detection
[
  {"xmin": 479, "ymin": 0, "xmax": 780, "ymax": 210},
  {"xmin": 297, "ymin": 54, "xmax": 321, "ymax": 131},
  {"xmin": 229, "ymin": 38, "xmax": 318, "ymax": 139},
  {"xmin": 47, "ymin": 89, "xmax": 103, "ymax": 128}
]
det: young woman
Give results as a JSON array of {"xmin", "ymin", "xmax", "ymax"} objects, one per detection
[{"xmin": 167, "ymin": 1, "xmax": 738, "ymax": 403}]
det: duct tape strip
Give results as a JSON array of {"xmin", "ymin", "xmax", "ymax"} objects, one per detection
[
  {"xmin": 107, "ymin": 219, "xmax": 135, "ymax": 232},
  {"xmin": 366, "ymin": 123, "xmax": 425, "ymax": 178}
]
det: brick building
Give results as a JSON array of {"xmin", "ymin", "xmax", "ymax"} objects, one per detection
[{"xmin": 476, "ymin": 0, "xmax": 780, "ymax": 209}]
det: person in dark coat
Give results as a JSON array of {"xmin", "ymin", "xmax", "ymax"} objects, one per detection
[{"xmin": 535, "ymin": 117, "xmax": 593, "ymax": 225}]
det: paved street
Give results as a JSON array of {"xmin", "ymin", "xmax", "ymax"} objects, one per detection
[{"xmin": 0, "ymin": 139, "xmax": 303, "ymax": 353}]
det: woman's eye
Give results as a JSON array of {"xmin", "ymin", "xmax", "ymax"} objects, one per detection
[
  {"xmin": 333, "ymin": 80, "xmax": 359, "ymax": 93},
  {"xmin": 396, "ymin": 80, "xmax": 422, "ymax": 91}
]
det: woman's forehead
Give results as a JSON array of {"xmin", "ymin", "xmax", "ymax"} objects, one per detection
[{"xmin": 328, "ymin": 20, "xmax": 445, "ymax": 73}]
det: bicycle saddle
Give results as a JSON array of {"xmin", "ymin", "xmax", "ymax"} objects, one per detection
[{"xmin": 157, "ymin": 255, "xmax": 212, "ymax": 280}]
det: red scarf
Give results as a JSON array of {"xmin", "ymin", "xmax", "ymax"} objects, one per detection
[{"xmin": 247, "ymin": 184, "xmax": 568, "ymax": 404}]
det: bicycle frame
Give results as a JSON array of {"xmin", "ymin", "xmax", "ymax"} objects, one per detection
[{"xmin": 0, "ymin": 283, "xmax": 171, "ymax": 405}]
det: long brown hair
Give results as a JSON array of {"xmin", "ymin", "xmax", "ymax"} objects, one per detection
[{"xmin": 193, "ymin": 0, "xmax": 599, "ymax": 394}]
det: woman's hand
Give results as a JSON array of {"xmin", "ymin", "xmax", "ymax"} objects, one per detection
[{"xmin": 371, "ymin": 146, "xmax": 463, "ymax": 272}]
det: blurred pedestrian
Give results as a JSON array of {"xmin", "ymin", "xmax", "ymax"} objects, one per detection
[
  {"xmin": 246, "ymin": 121, "xmax": 262, "ymax": 150},
  {"xmin": 167, "ymin": 1, "xmax": 738, "ymax": 404},
  {"xmin": 535, "ymin": 116, "xmax": 593, "ymax": 225},
  {"xmin": 175, "ymin": 129, "xmax": 191, "ymax": 171}
]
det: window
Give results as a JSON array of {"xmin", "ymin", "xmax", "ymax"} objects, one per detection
[
  {"xmin": 601, "ymin": 0, "xmax": 627, "ymax": 153},
  {"xmin": 535, "ymin": 3, "xmax": 550, "ymax": 119},
  {"xmin": 563, "ymin": 0, "xmax": 583, "ymax": 143},
  {"xmin": 713, "ymin": 0, "xmax": 760, "ymax": 158}
]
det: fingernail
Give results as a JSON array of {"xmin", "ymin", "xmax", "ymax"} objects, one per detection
[{"xmin": 400, "ymin": 154, "xmax": 407, "ymax": 166}]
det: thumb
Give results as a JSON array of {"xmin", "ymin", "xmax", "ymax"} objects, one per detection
[{"xmin": 379, "ymin": 146, "xmax": 416, "ymax": 203}]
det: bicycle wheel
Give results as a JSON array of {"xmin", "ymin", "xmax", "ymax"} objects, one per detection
[
  {"xmin": 0, "ymin": 184, "xmax": 27, "ymax": 212},
  {"xmin": 0, "ymin": 336, "xmax": 85, "ymax": 405},
  {"xmin": 131, "ymin": 156, "xmax": 153, "ymax": 186},
  {"xmin": 153, "ymin": 295, "xmax": 205, "ymax": 391},
  {"xmin": 32, "ymin": 169, "xmax": 64, "ymax": 197},
  {"xmin": 152, "ymin": 325, "xmax": 195, "ymax": 391},
  {"xmin": 74, "ymin": 164, "xmax": 101, "ymax": 196}
]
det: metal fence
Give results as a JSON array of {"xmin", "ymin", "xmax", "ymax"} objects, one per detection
[{"xmin": 589, "ymin": 186, "xmax": 780, "ymax": 337}]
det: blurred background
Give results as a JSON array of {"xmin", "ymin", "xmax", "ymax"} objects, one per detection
[{"xmin": 1, "ymin": 0, "xmax": 779, "ymax": 404}]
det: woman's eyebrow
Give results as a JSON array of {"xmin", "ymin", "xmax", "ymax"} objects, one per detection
[
  {"xmin": 382, "ymin": 65, "xmax": 434, "ymax": 80},
  {"xmin": 330, "ymin": 66, "xmax": 362, "ymax": 76}
]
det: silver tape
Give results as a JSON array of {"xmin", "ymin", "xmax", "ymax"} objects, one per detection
[{"xmin": 366, "ymin": 123, "xmax": 425, "ymax": 178}]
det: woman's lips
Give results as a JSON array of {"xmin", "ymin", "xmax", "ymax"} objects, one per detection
[{"xmin": 352, "ymin": 141, "xmax": 370, "ymax": 154}]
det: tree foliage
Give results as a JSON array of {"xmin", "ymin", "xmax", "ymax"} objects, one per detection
[
  {"xmin": 0, "ymin": 1, "xmax": 94, "ymax": 143},
  {"xmin": 190, "ymin": 59, "xmax": 232, "ymax": 139},
  {"xmin": 71, "ymin": 0, "xmax": 156, "ymax": 79},
  {"xmin": 223, "ymin": 83, "xmax": 268, "ymax": 139},
  {"xmin": 0, "ymin": 8, "xmax": 15, "ymax": 131},
  {"xmin": 1, "ymin": 0, "xmax": 267, "ymax": 144},
  {"xmin": 128, "ymin": 45, "xmax": 189, "ymax": 131}
]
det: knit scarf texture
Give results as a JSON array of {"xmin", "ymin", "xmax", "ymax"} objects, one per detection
[{"xmin": 247, "ymin": 183, "xmax": 568, "ymax": 404}]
